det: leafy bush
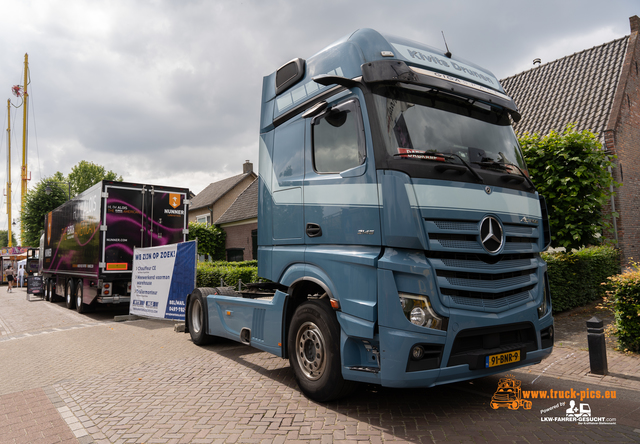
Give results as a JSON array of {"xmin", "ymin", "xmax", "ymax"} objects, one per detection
[
  {"xmin": 604, "ymin": 265, "xmax": 640, "ymax": 352},
  {"xmin": 520, "ymin": 124, "xmax": 619, "ymax": 250},
  {"xmin": 542, "ymin": 246, "xmax": 620, "ymax": 312},
  {"xmin": 188, "ymin": 222, "xmax": 226, "ymax": 261},
  {"xmin": 196, "ymin": 260, "xmax": 258, "ymax": 288}
]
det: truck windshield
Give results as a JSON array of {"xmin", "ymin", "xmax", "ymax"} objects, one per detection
[{"xmin": 371, "ymin": 85, "xmax": 530, "ymax": 189}]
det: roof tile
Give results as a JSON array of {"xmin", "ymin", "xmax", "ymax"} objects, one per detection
[
  {"xmin": 501, "ymin": 35, "xmax": 629, "ymax": 137},
  {"xmin": 215, "ymin": 179, "xmax": 258, "ymax": 225}
]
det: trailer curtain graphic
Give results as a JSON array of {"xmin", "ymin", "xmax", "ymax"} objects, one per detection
[{"xmin": 130, "ymin": 241, "xmax": 196, "ymax": 320}]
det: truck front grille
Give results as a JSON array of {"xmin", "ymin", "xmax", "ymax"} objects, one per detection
[{"xmin": 424, "ymin": 217, "xmax": 541, "ymax": 312}]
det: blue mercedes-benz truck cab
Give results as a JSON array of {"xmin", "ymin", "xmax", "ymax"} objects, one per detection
[{"xmin": 188, "ymin": 29, "xmax": 554, "ymax": 402}]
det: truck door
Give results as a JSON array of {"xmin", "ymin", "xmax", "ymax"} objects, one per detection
[{"xmin": 303, "ymin": 94, "xmax": 381, "ymax": 247}]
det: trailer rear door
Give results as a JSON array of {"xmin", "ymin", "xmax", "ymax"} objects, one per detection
[
  {"xmin": 103, "ymin": 184, "xmax": 189, "ymax": 273},
  {"xmin": 103, "ymin": 184, "xmax": 145, "ymax": 273},
  {"xmin": 149, "ymin": 189, "xmax": 188, "ymax": 247}
]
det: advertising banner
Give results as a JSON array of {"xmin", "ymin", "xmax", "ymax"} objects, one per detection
[
  {"xmin": 130, "ymin": 241, "xmax": 196, "ymax": 320},
  {"xmin": 27, "ymin": 275, "xmax": 44, "ymax": 295}
]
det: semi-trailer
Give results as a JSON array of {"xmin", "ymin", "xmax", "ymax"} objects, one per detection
[{"xmin": 40, "ymin": 180, "xmax": 189, "ymax": 313}]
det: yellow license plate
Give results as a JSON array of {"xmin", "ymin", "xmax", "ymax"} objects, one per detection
[{"xmin": 485, "ymin": 350, "xmax": 520, "ymax": 368}]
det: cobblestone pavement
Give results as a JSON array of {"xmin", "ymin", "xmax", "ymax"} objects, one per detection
[{"xmin": 1, "ymin": 287, "xmax": 640, "ymax": 443}]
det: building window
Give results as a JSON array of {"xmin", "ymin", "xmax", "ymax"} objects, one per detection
[
  {"xmin": 251, "ymin": 229, "xmax": 258, "ymax": 260},
  {"xmin": 196, "ymin": 214, "xmax": 211, "ymax": 225},
  {"xmin": 227, "ymin": 248, "xmax": 244, "ymax": 262}
]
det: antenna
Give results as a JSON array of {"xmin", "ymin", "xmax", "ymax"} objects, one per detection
[{"xmin": 441, "ymin": 31, "xmax": 452, "ymax": 58}]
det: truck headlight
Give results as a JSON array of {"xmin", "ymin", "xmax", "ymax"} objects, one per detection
[
  {"xmin": 537, "ymin": 273, "xmax": 551, "ymax": 319},
  {"xmin": 399, "ymin": 293, "xmax": 448, "ymax": 331}
]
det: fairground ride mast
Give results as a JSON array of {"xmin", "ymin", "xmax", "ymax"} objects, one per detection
[{"xmin": 20, "ymin": 54, "xmax": 29, "ymax": 243}]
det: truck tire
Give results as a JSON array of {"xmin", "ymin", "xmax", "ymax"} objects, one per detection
[
  {"xmin": 188, "ymin": 288, "xmax": 218, "ymax": 345},
  {"xmin": 65, "ymin": 279, "xmax": 76, "ymax": 310},
  {"xmin": 44, "ymin": 279, "xmax": 50, "ymax": 301},
  {"xmin": 48, "ymin": 280, "xmax": 57, "ymax": 303},
  {"xmin": 213, "ymin": 286, "xmax": 239, "ymax": 296},
  {"xmin": 75, "ymin": 280, "xmax": 86, "ymax": 314},
  {"xmin": 288, "ymin": 300, "xmax": 356, "ymax": 402}
]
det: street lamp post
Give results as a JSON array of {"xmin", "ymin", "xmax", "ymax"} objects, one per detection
[{"xmin": 44, "ymin": 181, "xmax": 71, "ymax": 201}]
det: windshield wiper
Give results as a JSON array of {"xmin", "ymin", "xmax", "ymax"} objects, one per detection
[
  {"xmin": 473, "ymin": 160, "xmax": 535, "ymax": 190},
  {"xmin": 394, "ymin": 150, "xmax": 483, "ymax": 183}
]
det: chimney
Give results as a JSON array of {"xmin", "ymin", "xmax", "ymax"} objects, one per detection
[
  {"xmin": 631, "ymin": 15, "xmax": 640, "ymax": 34},
  {"xmin": 243, "ymin": 160, "xmax": 253, "ymax": 174}
]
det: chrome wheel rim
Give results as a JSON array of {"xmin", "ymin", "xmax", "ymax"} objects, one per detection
[{"xmin": 295, "ymin": 321, "xmax": 326, "ymax": 381}]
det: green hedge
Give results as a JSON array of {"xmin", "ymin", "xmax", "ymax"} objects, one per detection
[
  {"xmin": 542, "ymin": 246, "xmax": 620, "ymax": 313},
  {"xmin": 196, "ymin": 260, "xmax": 259, "ymax": 288},
  {"xmin": 605, "ymin": 268, "xmax": 640, "ymax": 352}
]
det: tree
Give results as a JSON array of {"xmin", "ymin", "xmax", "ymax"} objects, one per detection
[
  {"xmin": 20, "ymin": 161, "xmax": 122, "ymax": 247},
  {"xmin": 21, "ymin": 177, "xmax": 68, "ymax": 246},
  {"xmin": 519, "ymin": 124, "xmax": 619, "ymax": 251},
  {"xmin": 188, "ymin": 222, "xmax": 226, "ymax": 261},
  {"xmin": 0, "ymin": 230, "xmax": 18, "ymax": 248},
  {"xmin": 68, "ymin": 160, "xmax": 122, "ymax": 197}
]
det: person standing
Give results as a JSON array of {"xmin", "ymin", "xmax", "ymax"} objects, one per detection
[
  {"xmin": 6, "ymin": 265, "xmax": 14, "ymax": 292},
  {"xmin": 17, "ymin": 266, "xmax": 25, "ymax": 288}
]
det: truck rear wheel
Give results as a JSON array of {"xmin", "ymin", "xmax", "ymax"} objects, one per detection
[
  {"xmin": 188, "ymin": 288, "xmax": 218, "ymax": 345},
  {"xmin": 65, "ymin": 280, "xmax": 76, "ymax": 310},
  {"xmin": 288, "ymin": 300, "xmax": 355, "ymax": 402}
]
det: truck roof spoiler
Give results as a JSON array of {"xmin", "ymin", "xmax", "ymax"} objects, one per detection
[{"xmin": 361, "ymin": 59, "xmax": 521, "ymax": 123}]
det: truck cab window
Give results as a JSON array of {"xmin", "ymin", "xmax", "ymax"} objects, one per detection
[{"xmin": 312, "ymin": 100, "xmax": 364, "ymax": 173}]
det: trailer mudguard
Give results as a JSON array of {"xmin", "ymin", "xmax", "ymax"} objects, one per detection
[{"xmin": 206, "ymin": 290, "xmax": 287, "ymax": 357}]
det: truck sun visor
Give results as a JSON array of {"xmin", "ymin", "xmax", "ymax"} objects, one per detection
[
  {"xmin": 361, "ymin": 59, "xmax": 521, "ymax": 122},
  {"xmin": 275, "ymin": 58, "xmax": 306, "ymax": 95}
]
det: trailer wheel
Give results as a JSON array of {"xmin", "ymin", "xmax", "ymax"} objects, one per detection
[
  {"xmin": 65, "ymin": 279, "xmax": 76, "ymax": 310},
  {"xmin": 47, "ymin": 280, "xmax": 57, "ymax": 303},
  {"xmin": 75, "ymin": 280, "xmax": 86, "ymax": 314},
  {"xmin": 44, "ymin": 279, "xmax": 50, "ymax": 301},
  {"xmin": 188, "ymin": 288, "xmax": 218, "ymax": 345},
  {"xmin": 288, "ymin": 300, "xmax": 355, "ymax": 402}
]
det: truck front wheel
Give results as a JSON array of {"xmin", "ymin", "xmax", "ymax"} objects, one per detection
[
  {"xmin": 288, "ymin": 300, "xmax": 355, "ymax": 402},
  {"xmin": 188, "ymin": 288, "xmax": 217, "ymax": 345},
  {"xmin": 65, "ymin": 280, "xmax": 76, "ymax": 310}
]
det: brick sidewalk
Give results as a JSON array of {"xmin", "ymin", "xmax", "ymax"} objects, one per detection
[
  {"xmin": 0, "ymin": 388, "xmax": 79, "ymax": 444},
  {"xmin": 512, "ymin": 345, "xmax": 640, "ymax": 391}
]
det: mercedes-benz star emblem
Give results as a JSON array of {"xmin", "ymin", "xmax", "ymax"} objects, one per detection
[{"xmin": 480, "ymin": 216, "xmax": 504, "ymax": 254}]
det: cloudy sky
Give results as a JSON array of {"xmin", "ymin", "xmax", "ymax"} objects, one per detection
[{"xmin": 0, "ymin": 0, "xmax": 637, "ymax": 235}]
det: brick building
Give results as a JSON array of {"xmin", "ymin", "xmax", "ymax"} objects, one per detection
[
  {"xmin": 189, "ymin": 161, "xmax": 256, "ymax": 226},
  {"xmin": 501, "ymin": 15, "xmax": 640, "ymax": 263},
  {"xmin": 215, "ymin": 179, "xmax": 258, "ymax": 261}
]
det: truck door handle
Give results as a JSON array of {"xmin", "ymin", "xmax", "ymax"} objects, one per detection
[{"xmin": 306, "ymin": 223, "xmax": 322, "ymax": 238}]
